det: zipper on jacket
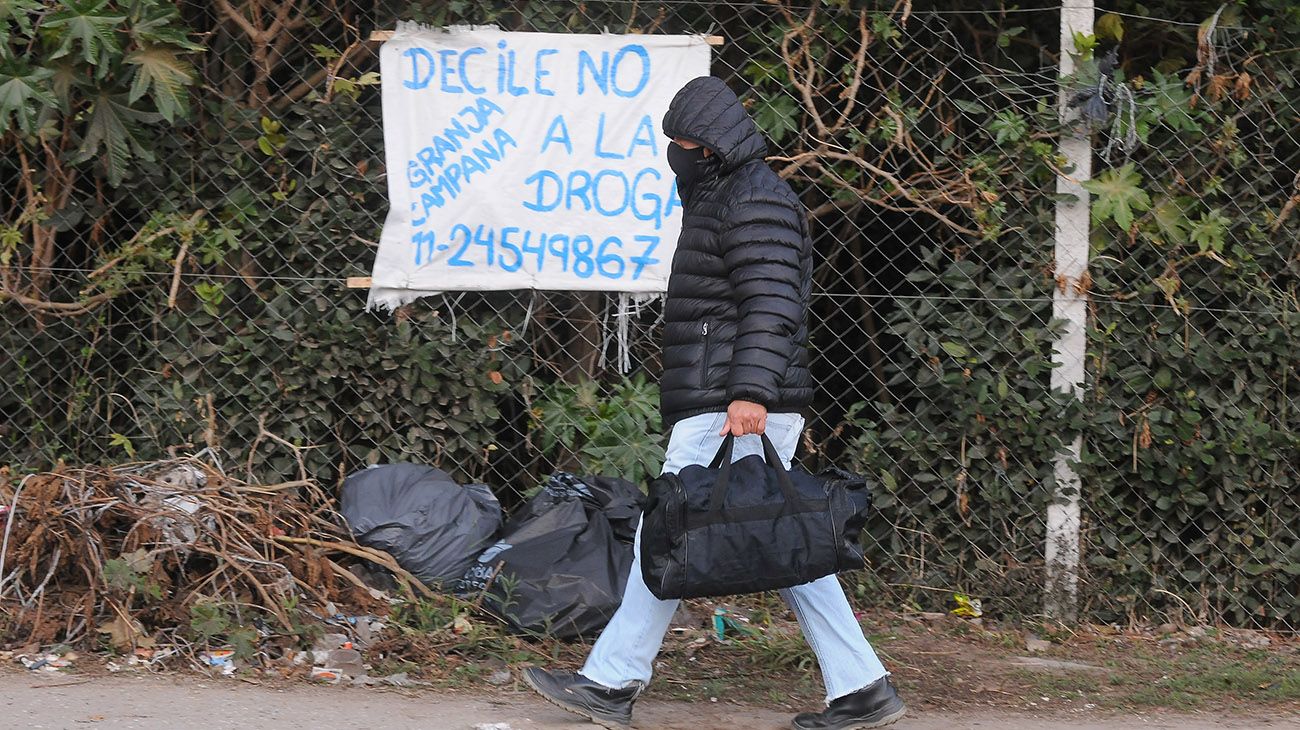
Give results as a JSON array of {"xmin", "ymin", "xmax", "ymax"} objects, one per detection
[{"xmin": 699, "ymin": 321, "xmax": 710, "ymax": 386}]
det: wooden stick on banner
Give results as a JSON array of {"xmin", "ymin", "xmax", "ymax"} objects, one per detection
[
  {"xmin": 346, "ymin": 277, "xmax": 372, "ymax": 289},
  {"xmin": 368, "ymin": 30, "xmax": 723, "ymax": 44}
]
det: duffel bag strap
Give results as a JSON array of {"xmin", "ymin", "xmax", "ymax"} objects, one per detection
[
  {"xmin": 760, "ymin": 433, "xmax": 805, "ymax": 506},
  {"xmin": 706, "ymin": 433, "xmax": 805, "ymax": 512},
  {"xmin": 706, "ymin": 434, "xmax": 735, "ymax": 469}
]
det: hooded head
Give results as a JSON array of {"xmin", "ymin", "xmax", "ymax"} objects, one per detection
[{"xmin": 661, "ymin": 76, "xmax": 768, "ymax": 172}]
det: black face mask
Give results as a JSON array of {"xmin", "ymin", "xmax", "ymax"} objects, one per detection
[{"xmin": 667, "ymin": 141, "xmax": 708, "ymax": 202}]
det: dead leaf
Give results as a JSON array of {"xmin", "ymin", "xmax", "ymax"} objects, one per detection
[
  {"xmin": 1234, "ymin": 72, "xmax": 1253, "ymax": 101},
  {"xmin": 97, "ymin": 615, "xmax": 144, "ymax": 651},
  {"xmin": 488, "ymin": 371, "xmax": 503, "ymax": 385},
  {"xmin": 121, "ymin": 549, "xmax": 152, "ymax": 574}
]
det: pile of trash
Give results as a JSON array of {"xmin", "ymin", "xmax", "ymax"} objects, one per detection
[
  {"xmin": 0, "ymin": 454, "xmax": 645, "ymax": 681},
  {"xmin": 342, "ymin": 466, "xmax": 643, "ymax": 640}
]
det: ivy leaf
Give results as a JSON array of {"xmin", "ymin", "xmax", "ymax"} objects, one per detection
[
  {"xmin": 126, "ymin": 0, "xmax": 202, "ymax": 50},
  {"xmin": 1096, "ymin": 13, "xmax": 1125, "ymax": 43},
  {"xmin": 1072, "ymin": 31, "xmax": 1097, "ymax": 61},
  {"xmin": 1189, "ymin": 209, "xmax": 1230, "ymax": 253},
  {"xmin": 44, "ymin": 0, "xmax": 127, "ymax": 67},
  {"xmin": 74, "ymin": 92, "xmax": 162, "ymax": 185},
  {"xmin": 990, "ymin": 110, "xmax": 1028, "ymax": 145},
  {"xmin": 1082, "ymin": 163, "xmax": 1151, "ymax": 230},
  {"xmin": 940, "ymin": 341, "xmax": 970, "ymax": 358},
  {"xmin": 750, "ymin": 91, "xmax": 799, "ymax": 145},
  {"xmin": 107, "ymin": 432, "xmax": 136, "ymax": 458},
  {"xmin": 0, "ymin": 61, "xmax": 55, "ymax": 132},
  {"xmin": 1146, "ymin": 71, "xmax": 1200, "ymax": 134},
  {"xmin": 125, "ymin": 45, "xmax": 195, "ymax": 121},
  {"xmin": 1147, "ymin": 196, "xmax": 1192, "ymax": 246},
  {"xmin": 0, "ymin": 0, "xmax": 41, "ymax": 46},
  {"xmin": 311, "ymin": 43, "xmax": 341, "ymax": 61},
  {"xmin": 47, "ymin": 57, "xmax": 80, "ymax": 112}
]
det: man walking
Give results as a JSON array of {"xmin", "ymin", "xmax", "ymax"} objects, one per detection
[{"xmin": 524, "ymin": 76, "xmax": 906, "ymax": 730}]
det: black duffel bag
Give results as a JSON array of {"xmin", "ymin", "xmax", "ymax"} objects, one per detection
[{"xmin": 640, "ymin": 433, "xmax": 872, "ymax": 601}]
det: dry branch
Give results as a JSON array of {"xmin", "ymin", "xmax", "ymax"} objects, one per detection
[
  {"xmin": 0, "ymin": 459, "xmax": 391, "ymax": 651},
  {"xmin": 769, "ymin": 0, "xmax": 987, "ymax": 236}
]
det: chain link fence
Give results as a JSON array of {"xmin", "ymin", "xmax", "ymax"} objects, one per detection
[{"xmin": 2, "ymin": 0, "xmax": 1296, "ymax": 630}]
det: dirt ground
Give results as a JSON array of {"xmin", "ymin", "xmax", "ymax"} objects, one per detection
[{"xmin": 3, "ymin": 671, "xmax": 1299, "ymax": 730}]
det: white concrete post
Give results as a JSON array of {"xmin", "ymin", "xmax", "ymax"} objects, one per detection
[{"xmin": 1046, "ymin": 0, "xmax": 1094, "ymax": 623}]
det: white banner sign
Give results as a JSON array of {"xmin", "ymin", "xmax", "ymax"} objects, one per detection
[{"xmin": 368, "ymin": 24, "xmax": 711, "ymax": 309}]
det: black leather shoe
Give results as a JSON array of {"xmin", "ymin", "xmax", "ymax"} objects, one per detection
[
  {"xmin": 523, "ymin": 667, "xmax": 638, "ymax": 729},
  {"xmin": 792, "ymin": 676, "xmax": 907, "ymax": 729}
]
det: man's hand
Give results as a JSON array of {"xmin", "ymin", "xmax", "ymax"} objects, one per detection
[{"xmin": 720, "ymin": 400, "xmax": 768, "ymax": 436}]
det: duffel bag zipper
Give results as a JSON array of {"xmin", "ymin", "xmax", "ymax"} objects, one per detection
[{"xmin": 699, "ymin": 322, "xmax": 710, "ymax": 386}]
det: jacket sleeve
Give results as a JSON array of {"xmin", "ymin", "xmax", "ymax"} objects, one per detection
[{"xmin": 720, "ymin": 183, "xmax": 806, "ymax": 408}]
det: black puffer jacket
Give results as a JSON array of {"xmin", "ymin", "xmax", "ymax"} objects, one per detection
[{"xmin": 658, "ymin": 76, "xmax": 814, "ymax": 427}]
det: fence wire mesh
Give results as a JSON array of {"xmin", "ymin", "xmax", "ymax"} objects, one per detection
[{"xmin": 1, "ymin": 0, "xmax": 1296, "ymax": 630}]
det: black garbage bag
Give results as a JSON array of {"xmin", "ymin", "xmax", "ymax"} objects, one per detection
[
  {"xmin": 455, "ymin": 473, "xmax": 643, "ymax": 639},
  {"xmin": 340, "ymin": 464, "xmax": 502, "ymax": 589}
]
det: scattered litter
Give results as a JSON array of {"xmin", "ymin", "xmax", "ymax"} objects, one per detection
[
  {"xmin": 127, "ymin": 647, "xmax": 177, "ymax": 670},
  {"xmin": 951, "ymin": 593, "xmax": 983, "ymax": 619},
  {"xmin": 201, "ymin": 649, "xmax": 237, "ymax": 676},
  {"xmin": 711, "ymin": 606, "xmax": 758, "ymax": 641},
  {"xmin": 314, "ymin": 633, "xmax": 350, "ymax": 651},
  {"xmin": 163, "ymin": 495, "xmax": 203, "ymax": 515},
  {"xmin": 157, "ymin": 464, "xmax": 207, "ymax": 490},
  {"xmin": 310, "ymin": 611, "xmax": 386, "ymax": 648},
  {"xmin": 310, "ymin": 667, "xmax": 342, "ymax": 684},
  {"xmin": 325, "ymin": 647, "xmax": 365, "ymax": 678},
  {"xmin": 18, "ymin": 652, "xmax": 75, "ymax": 672}
]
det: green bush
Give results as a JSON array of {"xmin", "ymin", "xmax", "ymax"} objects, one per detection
[{"xmin": 531, "ymin": 374, "xmax": 665, "ymax": 486}]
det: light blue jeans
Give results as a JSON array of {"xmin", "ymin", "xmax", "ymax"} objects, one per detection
[{"xmin": 581, "ymin": 411, "xmax": 889, "ymax": 704}]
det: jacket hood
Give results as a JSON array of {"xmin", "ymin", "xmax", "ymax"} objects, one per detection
[{"xmin": 661, "ymin": 76, "xmax": 768, "ymax": 171}]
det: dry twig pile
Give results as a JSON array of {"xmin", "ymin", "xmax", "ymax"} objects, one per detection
[{"xmin": 0, "ymin": 456, "xmax": 422, "ymax": 654}]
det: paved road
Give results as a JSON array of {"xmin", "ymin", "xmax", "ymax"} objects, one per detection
[{"xmin": 2, "ymin": 671, "xmax": 1298, "ymax": 729}]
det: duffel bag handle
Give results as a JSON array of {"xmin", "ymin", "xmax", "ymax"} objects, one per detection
[
  {"xmin": 708, "ymin": 433, "xmax": 803, "ymax": 512},
  {"xmin": 707, "ymin": 434, "xmax": 736, "ymax": 469}
]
